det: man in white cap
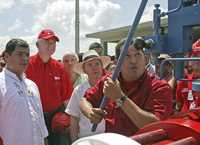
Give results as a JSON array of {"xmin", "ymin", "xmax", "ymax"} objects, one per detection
[
  {"xmin": 89, "ymin": 42, "xmax": 104, "ymax": 56},
  {"xmin": 65, "ymin": 50, "xmax": 111, "ymax": 142}
]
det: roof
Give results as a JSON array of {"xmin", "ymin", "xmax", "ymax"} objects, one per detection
[{"xmin": 86, "ymin": 18, "xmax": 168, "ymax": 42}]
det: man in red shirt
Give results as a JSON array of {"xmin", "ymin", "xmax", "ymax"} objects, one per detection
[
  {"xmin": 26, "ymin": 29, "xmax": 73, "ymax": 145},
  {"xmin": 80, "ymin": 38, "xmax": 173, "ymax": 136},
  {"xmin": 176, "ymin": 39, "xmax": 200, "ymax": 112}
]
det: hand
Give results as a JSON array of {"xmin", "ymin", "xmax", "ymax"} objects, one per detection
[
  {"xmin": 103, "ymin": 77, "xmax": 123, "ymax": 101},
  {"xmin": 88, "ymin": 108, "xmax": 107, "ymax": 124}
]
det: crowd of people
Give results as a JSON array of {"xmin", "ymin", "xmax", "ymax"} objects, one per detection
[{"xmin": 0, "ymin": 28, "xmax": 200, "ymax": 145}]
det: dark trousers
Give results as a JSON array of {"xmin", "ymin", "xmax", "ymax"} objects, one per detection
[{"xmin": 44, "ymin": 105, "xmax": 70, "ymax": 145}]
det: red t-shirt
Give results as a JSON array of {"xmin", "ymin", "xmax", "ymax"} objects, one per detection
[
  {"xmin": 85, "ymin": 71, "xmax": 173, "ymax": 136},
  {"xmin": 26, "ymin": 53, "xmax": 73, "ymax": 112}
]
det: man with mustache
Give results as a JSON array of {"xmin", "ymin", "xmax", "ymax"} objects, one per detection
[
  {"xmin": 80, "ymin": 37, "xmax": 173, "ymax": 136},
  {"xmin": 0, "ymin": 39, "xmax": 48, "ymax": 145}
]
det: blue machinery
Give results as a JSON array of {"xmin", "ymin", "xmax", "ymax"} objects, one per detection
[
  {"xmin": 153, "ymin": 0, "xmax": 200, "ymax": 79},
  {"xmin": 92, "ymin": 0, "xmax": 200, "ymax": 131}
]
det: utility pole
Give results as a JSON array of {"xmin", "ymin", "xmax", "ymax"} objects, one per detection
[{"xmin": 75, "ymin": 0, "xmax": 80, "ymax": 54}]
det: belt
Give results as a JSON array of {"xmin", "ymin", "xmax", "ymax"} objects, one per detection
[{"xmin": 44, "ymin": 104, "xmax": 66, "ymax": 118}]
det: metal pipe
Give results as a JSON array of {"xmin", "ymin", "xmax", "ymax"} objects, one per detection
[
  {"xmin": 160, "ymin": 0, "xmax": 183, "ymax": 17},
  {"xmin": 131, "ymin": 129, "xmax": 168, "ymax": 144},
  {"xmin": 91, "ymin": 0, "xmax": 149, "ymax": 132},
  {"xmin": 75, "ymin": 0, "xmax": 80, "ymax": 54},
  {"xmin": 160, "ymin": 57, "xmax": 200, "ymax": 79},
  {"xmin": 168, "ymin": 137, "xmax": 198, "ymax": 145},
  {"xmin": 153, "ymin": 4, "xmax": 161, "ymax": 35}
]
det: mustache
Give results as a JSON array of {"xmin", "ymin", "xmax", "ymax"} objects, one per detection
[{"xmin": 129, "ymin": 65, "xmax": 137, "ymax": 69}]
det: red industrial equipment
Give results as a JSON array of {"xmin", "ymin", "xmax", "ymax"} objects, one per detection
[{"xmin": 132, "ymin": 109, "xmax": 200, "ymax": 145}]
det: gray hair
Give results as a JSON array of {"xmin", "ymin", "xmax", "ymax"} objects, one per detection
[{"xmin": 62, "ymin": 52, "xmax": 79, "ymax": 62}]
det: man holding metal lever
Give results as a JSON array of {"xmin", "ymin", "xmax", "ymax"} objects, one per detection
[{"xmin": 80, "ymin": 37, "xmax": 173, "ymax": 136}]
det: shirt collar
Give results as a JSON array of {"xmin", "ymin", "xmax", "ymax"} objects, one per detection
[
  {"xmin": 119, "ymin": 70, "xmax": 147, "ymax": 85},
  {"xmin": 119, "ymin": 70, "xmax": 148, "ymax": 96},
  {"xmin": 4, "ymin": 68, "xmax": 26, "ymax": 81},
  {"xmin": 36, "ymin": 53, "xmax": 52, "ymax": 65}
]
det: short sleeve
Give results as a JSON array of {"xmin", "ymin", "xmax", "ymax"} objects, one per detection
[
  {"xmin": 144, "ymin": 81, "xmax": 173, "ymax": 120},
  {"xmin": 65, "ymin": 86, "xmax": 81, "ymax": 117}
]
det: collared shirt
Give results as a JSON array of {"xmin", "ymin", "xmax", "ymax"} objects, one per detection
[
  {"xmin": 73, "ymin": 74, "xmax": 88, "ymax": 88},
  {"xmin": 0, "ymin": 69, "xmax": 48, "ymax": 145},
  {"xmin": 146, "ymin": 63, "xmax": 156, "ymax": 74},
  {"xmin": 26, "ymin": 53, "xmax": 73, "ymax": 112},
  {"xmin": 66, "ymin": 81, "xmax": 105, "ymax": 138},
  {"xmin": 84, "ymin": 71, "xmax": 173, "ymax": 136}
]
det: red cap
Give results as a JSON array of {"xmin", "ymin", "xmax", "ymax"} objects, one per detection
[
  {"xmin": 51, "ymin": 112, "xmax": 70, "ymax": 133},
  {"xmin": 38, "ymin": 29, "xmax": 59, "ymax": 41}
]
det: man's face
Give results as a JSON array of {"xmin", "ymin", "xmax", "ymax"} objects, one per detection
[
  {"xmin": 94, "ymin": 47, "xmax": 103, "ymax": 56},
  {"xmin": 5, "ymin": 47, "xmax": 29, "ymax": 75},
  {"xmin": 121, "ymin": 46, "xmax": 146, "ymax": 80},
  {"xmin": 62, "ymin": 54, "xmax": 78, "ymax": 71},
  {"xmin": 156, "ymin": 59, "xmax": 172, "ymax": 76},
  {"xmin": 83, "ymin": 58, "xmax": 103, "ymax": 80},
  {"xmin": 37, "ymin": 38, "xmax": 56, "ymax": 56},
  {"xmin": 163, "ymin": 62, "xmax": 173, "ymax": 76}
]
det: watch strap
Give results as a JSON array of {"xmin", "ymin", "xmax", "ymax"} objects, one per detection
[{"xmin": 116, "ymin": 95, "xmax": 128, "ymax": 108}]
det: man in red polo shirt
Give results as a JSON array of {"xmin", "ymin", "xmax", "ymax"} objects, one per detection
[
  {"xmin": 26, "ymin": 29, "xmax": 73, "ymax": 145},
  {"xmin": 80, "ymin": 37, "xmax": 173, "ymax": 136}
]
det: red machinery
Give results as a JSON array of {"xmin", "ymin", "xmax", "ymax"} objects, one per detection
[{"xmin": 132, "ymin": 109, "xmax": 200, "ymax": 145}]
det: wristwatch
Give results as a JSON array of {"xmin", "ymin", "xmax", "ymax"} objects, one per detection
[{"xmin": 116, "ymin": 95, "xmax": 128, "ymax": 108}]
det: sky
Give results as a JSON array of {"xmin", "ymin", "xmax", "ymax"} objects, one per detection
[{"xmin": 0, "ymin": 0, "xmax": 168, "ymax": 59}]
